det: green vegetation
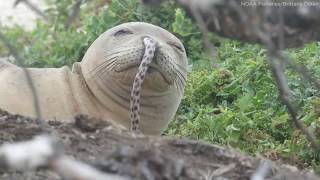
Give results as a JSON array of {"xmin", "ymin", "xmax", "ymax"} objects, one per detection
[{"xmin": 1, "ymin": 0, "xmax": 319, "ymax": 170}]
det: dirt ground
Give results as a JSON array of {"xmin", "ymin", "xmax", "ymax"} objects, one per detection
[{"xmin": 0, "ymin": 109, "xmax": 318, "ymax": 180}]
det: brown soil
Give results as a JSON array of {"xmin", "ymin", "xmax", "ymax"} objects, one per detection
[{"xmin": 0, "ymin": 109, "xmax": 318, "ymax": 180}]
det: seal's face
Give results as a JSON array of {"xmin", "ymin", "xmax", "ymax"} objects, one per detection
[
  {"xmin": 85, "ymin": 22, "xmax": 187, "ymax": 93},
  {"xmin": 80, "ymin": 22, "xmax": 187, "ymax": 134}
]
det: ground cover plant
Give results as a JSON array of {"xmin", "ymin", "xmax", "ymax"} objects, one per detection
[{"xmin": 0, "ymin": 0, "xmax": 319, "ymax": 171}]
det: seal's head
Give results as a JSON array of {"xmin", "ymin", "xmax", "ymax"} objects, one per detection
[{"xmin": 80, "ymin": 22, "xmax": 187, "ymax": 135}]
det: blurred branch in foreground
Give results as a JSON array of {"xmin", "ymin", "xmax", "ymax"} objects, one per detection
[{"xmin": 0, "ymin": 135, "xmax": 127, "ymax": 180}]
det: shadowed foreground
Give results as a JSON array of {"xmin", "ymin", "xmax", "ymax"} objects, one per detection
[{"xmin": 0, "ymin": 109, "xmax": 318, "ymax": 180}]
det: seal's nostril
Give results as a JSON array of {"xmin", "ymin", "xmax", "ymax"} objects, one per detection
[
  {"xmin": 142, "ymin": 36, "xmax": 158, "ymax": 48},
  {"xmin": 154, "ymin": 58, "xmax": 159, "ymax": 65},
  {"xmin": 141, "ymin": 35, "xmax": 149, "ymax": 39}
]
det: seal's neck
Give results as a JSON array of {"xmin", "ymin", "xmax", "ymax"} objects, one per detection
[{"xmin": 69, "ymin": 62, "xmax": 105, "ymax": 118}]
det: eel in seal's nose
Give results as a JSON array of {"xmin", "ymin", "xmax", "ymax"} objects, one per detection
[{"xmin": 130, "ymin": 37, "xmax": 157, "ymax": 135}]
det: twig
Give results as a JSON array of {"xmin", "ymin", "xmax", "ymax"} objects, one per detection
[
  {"xmin": 14, "ymin": 0, "xmax": 48, "ymax": 22},
  {"xmin": 267, "ymin": 50, "xmax": 320, "ymax": 150},
  {"xmin": 65, "ymin": 0, "xmax": 84, "ymax": 29},
  {"xmin": 210, "ymin": 163, "xmax": 236, "ymax": 177},
  {"xmin": 0, "ymin": 31, "xmax": 48, "ymax": 132},
  {"xmin": 141, "ymin": 0, "xmax": 162, "ymax": 6},
  {"xmin": 177, "ymin": 0, "xmax": 219, "ymax": 68},
  {"xmin": 272, "ymin": 7, "xmax": 319, "ymax": 150},
  {"xmin": 277, "ymin": 52, "xmax": 320, "ymax": 91},
  {"xmin": 0, "ymin": 135, "xmax": 127, "ymax": 180},
  {"xmin": 251, "ymin": 161, "xmax": 271, "ymax": 180}
]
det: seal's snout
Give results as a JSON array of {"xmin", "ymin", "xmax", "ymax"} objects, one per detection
[
  {"xmin": 142, "ymin": 36, "xmax": 158, "ymax": 59},
  {"xmin": 143, "ymin": 36, "xmax": 158, "ymax": 54}
]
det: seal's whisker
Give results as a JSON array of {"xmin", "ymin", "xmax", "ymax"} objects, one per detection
[
  {"xmin": 99, "ymin": 61, "xmax": 118, "ymax": 75},
  {"xmin": 91, "ymin": 56, "xmax": 116, "ymax": 71},
  {"xmin": 159, "ymin": 53, "xmax": 187, "ymax": 73},
  {"xmin": 91, "ymin": 57, "xmax": 118, "ymax": 75},
  {"xmin": 102, "ymin": 48, "xmax": 134, "ymax": 58},
  {"xmin": 172, "ymin": 62, "xmax": 187, "ymax": 73},
  {"xmin": 94, "ymin": 48, "xmax": 135, "ymax": 72},
  {"xmin": 174, "ymin": 75, "xmax": 185, "ymax": 93},
  {"xmin": 174, "ymin": 69, "xmax": 187, "ymax": 84},
  {"xmin": 174, "ymin": 68, "xmax": 187, "ymax": 92},
  {"xmin": 102, "ymin": 51, "xmax": 120, "ymax": 59}
]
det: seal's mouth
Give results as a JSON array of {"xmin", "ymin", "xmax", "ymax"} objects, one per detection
[{"xmin": 115, "ymin": 63, "xmax": 172, "ymax": 85}]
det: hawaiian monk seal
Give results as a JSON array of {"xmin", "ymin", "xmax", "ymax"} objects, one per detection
[{"xmin": 0, "ymin": 22, "xmax": 188, "ymax": 135}]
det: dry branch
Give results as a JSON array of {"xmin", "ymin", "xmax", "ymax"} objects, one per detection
[
  {"xmin": 267, "ymin": 51, "xmax": 320, "ymax": 150},
  {"xmin": 65, "ymin": 0, "xmax": 84, "ymax": 29},
  {"xmin": 176, "ymin": 0, "xmax": 320, "ymax": 49},
  {"xmin": 14, "ymin": 0, "xmax": 48, "ymax": 22},
  {"xmin": 0, "ymin": 135, "xmax": 127, "ymax": 180}
]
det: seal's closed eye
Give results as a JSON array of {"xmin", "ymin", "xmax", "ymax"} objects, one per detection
[
  {"xmin": 167, "ymin": 41, "xmax": 184, "ymax": 53},
  {"xmin": 114, "ymin": 29, "xmax": 133, "ymax": 37}
]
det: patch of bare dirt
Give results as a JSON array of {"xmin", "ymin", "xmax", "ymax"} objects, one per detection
[{"xmin": 0, "ymin": 109, "xmax": 318, "ymax": 180}]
